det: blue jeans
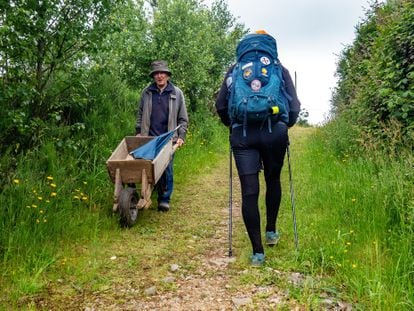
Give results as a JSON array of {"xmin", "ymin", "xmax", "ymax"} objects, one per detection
[{"xmin": 157, "ymin": 158, "xmax": 174, "ymax": 204}]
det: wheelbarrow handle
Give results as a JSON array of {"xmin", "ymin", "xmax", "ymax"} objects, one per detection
[{"xmin": 173, "ymin": 143, "xmax": 179, "ymax": 153}]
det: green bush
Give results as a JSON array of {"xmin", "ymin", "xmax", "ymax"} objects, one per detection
[{"xmin": 332, "ymin": 0, "xmax": 414, "ymax": 152}]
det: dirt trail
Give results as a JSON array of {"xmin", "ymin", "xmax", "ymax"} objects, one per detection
[
  {"xmin": 34, "ymin": 129, "xmax": 319, "ymax": 310},
  {"xmin": 35, "ymin": 153, "xmax": 304, "ymax": 310}
]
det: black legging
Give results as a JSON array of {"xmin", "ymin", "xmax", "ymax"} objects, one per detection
[
  {"xmin": 240, "ymin": 164, "xmax": 283, "ymax": 254},
  {"xmin": 231, "ymin": 121, "xmax": 288, "ymax": 254}
]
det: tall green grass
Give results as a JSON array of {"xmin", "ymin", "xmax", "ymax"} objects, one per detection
[
  {"xmin": 1, "ymin": 76, "xmax": 412, "ymax": 310},
  {"xmin": 175, "ymin": 109, "xmax": 229, "ymax": 181},
  {"xmin": 0, "ymin": 74, "xmax": 133, "ymax": 299},
  {"xmin": 0, "ymin": 72, "xmax": 228, "ymax": 303},
  {"xmin": 285, "ymin": 123, "xmax": 413, "ymax": 310}
]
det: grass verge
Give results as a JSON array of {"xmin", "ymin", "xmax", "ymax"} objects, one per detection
[{"xmin": 0, "ymin": 122, "xmax": 412, "ymax": 310}]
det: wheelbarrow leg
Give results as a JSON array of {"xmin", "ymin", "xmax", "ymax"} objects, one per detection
[
  {"xmin": 113, "ymin": 168, "xmax": 122, "ymax": 212},
  {"xmin": 137, "ymin": 168, "xmax": 153, "ymax": 209}
]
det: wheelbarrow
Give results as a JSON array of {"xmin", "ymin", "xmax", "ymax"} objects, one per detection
[{"xmin": 106, "ymin": 135, "xmax": 178, "ymax": 227}]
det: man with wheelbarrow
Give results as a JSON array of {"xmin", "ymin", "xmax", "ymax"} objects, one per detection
[{"xmin": 135, "ymin": 60, "xmax": 188, "ymax": 212}]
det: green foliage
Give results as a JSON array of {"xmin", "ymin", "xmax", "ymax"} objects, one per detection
[
  {"xmin": 0, "ymin": 0, "xmax": 244, "ymax": 164},
  {"xmin": 0, "ymin": 0, "xmax": 246, "ymax": 303},
  {"xmin": 289, "ymin": 126, "xmax": 413, "ymax": 309},
  {"xmin": 0, "ymin": 0, "xmax": 120, "ymax": 165},
  {"xmin": 96, "ymin": 0, "xmax": 245, "ymax": 115},
  {"xmin": 147, "ymin": 0, "xmax": 245, "ymax": 113},
  {"xmin": 98, "ymin": 0, "xmax": 150, "ymax": 89},
  {"xmin": 332, "ymin": 0, "xmax": 414, "ymax": 152},
  {"xmin": 324, "ymin": 6, "xmax": 414, "ymax": 299},
  {"xmin": 0, "ymin": 0, "xmax": 244, "ymax": 155},
  {"xmin": 175, "ymin": 108, "xmax": 228, "ymax": 178}
]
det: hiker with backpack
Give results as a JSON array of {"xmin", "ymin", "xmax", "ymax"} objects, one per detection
[
  {"xmin": 135, "ymin": 60, "xmax": 188, "ymax": 212},
  {"xmin": 215, "ymin": 30, "xmax": 301, "ymax": 266}
]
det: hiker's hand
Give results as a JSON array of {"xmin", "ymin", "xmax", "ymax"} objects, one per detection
[
  {"xmin": 176, "ymin": 138, "xmax": 184, "ymax": 148},
  {"xmin": 135, "ymin": 133, "xmax": 142, "ymax": 137}
]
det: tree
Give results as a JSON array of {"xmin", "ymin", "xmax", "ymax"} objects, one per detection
[
  {"xmin": 97, "ymin": 0, "xmax": 150, "ymax": 89},
  {"xmin": 146, "ymin": 0, "xmax": 245, "ymax": 112},
  {"xmin": 0, "ymin": 0, "xmax": 118, "ymax": 152}
]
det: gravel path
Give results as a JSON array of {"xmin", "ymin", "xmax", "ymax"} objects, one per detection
[{"xmin": 34, "ymin": 136, "xmax": 350, "ymax": 310}]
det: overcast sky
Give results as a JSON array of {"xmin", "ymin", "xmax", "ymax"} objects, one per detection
[{"xmin": 204, "ymin": 0, "xmax": 377, "ymax": 124}]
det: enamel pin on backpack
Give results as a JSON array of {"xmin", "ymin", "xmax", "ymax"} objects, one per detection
[{"xmin": 228, "ymin": 33, "xmax": 291, "ymax": 134}]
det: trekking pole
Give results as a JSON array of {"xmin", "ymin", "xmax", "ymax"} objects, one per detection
[
  {"xmin": 228, "ymin": 142, "xmax": 233, "ymax": 257},
  {"xmin": 287, "ymin": 140, "xmax": 299, "ymax": 251},
  {"xmin": 295, "ymin": 71, "xmax": 297, "ymax": 93},
  {"xmin": 288, "ymin": 71, "xmax": 299, "ymax": 252}
]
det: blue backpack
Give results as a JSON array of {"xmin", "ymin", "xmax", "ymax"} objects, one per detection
[{"xmin": 228, "ymin": 34, "xmax": 291, "ymax": 131}]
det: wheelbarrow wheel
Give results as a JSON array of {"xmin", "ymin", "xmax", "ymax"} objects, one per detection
[{"xmin": 119, "ymin": 187, "xmax": 138, "ymax": 227}]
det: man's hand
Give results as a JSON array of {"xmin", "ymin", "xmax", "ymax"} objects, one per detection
[{"xmin": 176, "ymin": 138, "xmax": 184, "ymax": 147}]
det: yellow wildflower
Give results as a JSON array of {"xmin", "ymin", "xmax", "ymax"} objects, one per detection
[
  {"xmin": 51, "ymin": 192, "xmax": 57, "ymax": 197},
  {"xmin": 13, "ymin": 179, "xmax": 20, "ymax": 184},
  {"xmin": 73, "ymin": 195, "xmax": 80, "ymax": 200},
  {"xmin": 50, "ymin": 183, "xmax": 57, "ymax": 188},
  {"xmin": 47, "ymin": 176, "xmax": 53, "ymax": 180},
  {"xmin": 82, "ymin": 196, "xmax": 88, "ymax": 201},
  {"xmin": 32, "ymin": 204, "xmax": 38, "ymax": 208},
  {"xmin": 37, "ymin": 196, "xmax": 43, "ymax": 201},
  {"xmin": 83, "ymin": 181, "xmax": 87, "ymax": 185}
]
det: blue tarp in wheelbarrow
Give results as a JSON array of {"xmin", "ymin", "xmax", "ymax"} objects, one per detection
[{"xmin": 129, "ymin": 126, "xmax": 180, "ymax": 160}]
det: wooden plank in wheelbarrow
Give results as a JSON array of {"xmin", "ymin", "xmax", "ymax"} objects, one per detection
[
  {"xmin": 152, "ymin": 139, "xmax": 174, "ymax": 184},
  {"xmin": 106, "ymin": 136, "xmax": 173, "ymax": 185}
]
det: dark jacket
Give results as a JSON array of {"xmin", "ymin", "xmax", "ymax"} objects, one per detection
[
  {"xmin": 136, "ymin": 81, "xmax": 188, "ymax": 142},
  {"xmin": 215, "ymin": 64, "xmax": 301, "ymax": 127}
]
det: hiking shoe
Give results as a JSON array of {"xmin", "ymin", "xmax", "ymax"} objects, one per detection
[
  {"xmin": 266, "ymin": 231, "xmax": 280, "ymax": 246},
  {"xmin": 250, "ymin": 253, "xmax": 265, "ymax": 266},
  {"xmin": 158, "ymin": 202, "xmax": 170, "ymax": 212}
]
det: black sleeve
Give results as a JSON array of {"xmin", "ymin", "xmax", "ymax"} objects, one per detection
[
  {"xmin": 215, "ymin": 66, "xmax": 234, "ymax": 127},
  {"xmin": 135, "ymin": 93, "xmax": 145, "ymax": 135},
  {"xmin": 282, "ymin": 66, "xmax": 301, "ymax": 127}
]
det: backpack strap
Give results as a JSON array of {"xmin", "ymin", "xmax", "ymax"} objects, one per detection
[{"xmin": 227, "ymin": 64, "xmax": 238, "ymax": 128}]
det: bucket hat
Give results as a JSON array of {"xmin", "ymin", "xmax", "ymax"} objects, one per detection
[{"xmin": 149, "ymin": 60, "xmax": 172, "ymax": 77}]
